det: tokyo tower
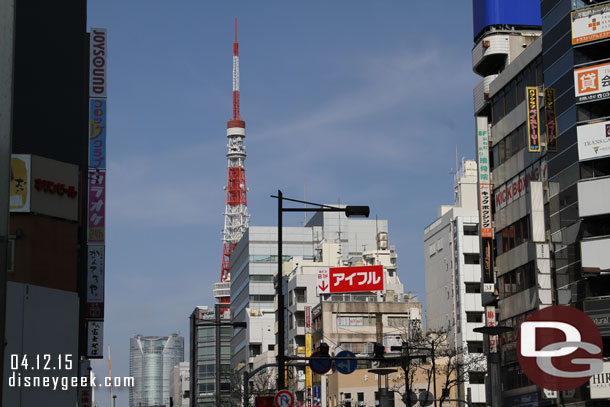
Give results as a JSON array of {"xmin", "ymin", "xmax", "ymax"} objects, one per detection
[{"xmin": 214, "ymin": 19, "xmax": 249, "ymax": 304}]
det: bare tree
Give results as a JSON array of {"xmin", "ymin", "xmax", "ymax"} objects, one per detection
[
  {"xmin": 390, "ymin": 328, "xmax": 486, "ymax": 406},
  {"xmin": 229, "ymin": 367, "xmax": 278, "ymax": 407}
]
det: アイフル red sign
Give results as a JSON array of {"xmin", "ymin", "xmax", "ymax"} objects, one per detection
[{"xmin": 317, "ymin": 265, "xmax": 384, "ymax": 294}]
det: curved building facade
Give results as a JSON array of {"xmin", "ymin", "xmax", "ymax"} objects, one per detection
[{"xmin": 129, "ymin": 334, "xmax": 184, "ymax": 407}]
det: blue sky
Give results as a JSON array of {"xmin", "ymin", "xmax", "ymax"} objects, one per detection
[{"xmin": 87, "ymin": 1, "xmax": 478, "ymax": 405}]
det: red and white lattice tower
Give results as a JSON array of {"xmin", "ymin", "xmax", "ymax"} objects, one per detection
[{"xmin": 214, "ymin": 19, "xmax": 249, "ymax": 304}]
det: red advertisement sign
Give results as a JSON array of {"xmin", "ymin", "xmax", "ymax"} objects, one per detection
[{"xmin": 318, "ymin": 265, "xmax": 384, "ymax": 293}]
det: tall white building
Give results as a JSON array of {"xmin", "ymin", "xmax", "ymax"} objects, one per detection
[
  {"xmin": 230, "ymin": 212, "xmax": 389, "ymax": 371},
  {"xmin": 424, "ymin": 160, "xmax": 486, "ymax": 406},
  {"xmin": 169, "ymin": 361, "xmax": 189, "ymax": 407}
]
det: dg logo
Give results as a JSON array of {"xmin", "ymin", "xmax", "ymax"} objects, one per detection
[{"xmin": 517, "ymin": 305, "xmax": 603, "ymax": 391}]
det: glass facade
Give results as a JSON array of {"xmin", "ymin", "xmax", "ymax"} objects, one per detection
[
  {"xmin": 189, "ymin": 307, "xmax": 233, "ymax": 406},
  {"xmin": 129, "ymin": 334, "xmax": 184, "ymax": 407}
]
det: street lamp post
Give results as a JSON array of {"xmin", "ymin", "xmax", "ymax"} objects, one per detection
[
  {"xmin": 272, "ymin": 190, "xmax": 369, "ymax": 390},
  {"xmin": 473, "ymin": 325, "xmax": 514, "ymax": 407}
]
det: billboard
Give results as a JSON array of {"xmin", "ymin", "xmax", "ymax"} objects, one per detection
[
  {"xmin": 472, "ymin": 0, "xmax": 541, "ymax": 40},
  {"xmin": 574, "ymin": 61, "xmax": 610, "ymax": 103},
  {"xmin": 89, "ymin": 28, "xmax": 107, "ymax": 98},
  {"xmin": 89, "ymin": 98, "xmax": 106, "ymax": 168},
  {"xmin": 526, "ymin": 87, "xmax": 541, "ymax": 152},
  {"xmin": 317, "ymin": 265, "xmax": 383, "ymax": 294},
  {"xmin": 481, "ymin": 237, "xmax": 494, "ymax": 293},
  {"xmin": 577, "ymin": 120, "xmax": 610, "ymax": 161},
  {"xmin": 86, "ymin": 320, "xmax": 103, "ymax": 358},
  {"xmin": 494, "ymin": 158, "xmax": 547, "ymax": 212},
  {"xmin": 10, "ymin": 154, "xmax": 31, "ymax": 212},
  {"xmin": 476, "ymin": 116, "xmax": 492, "ymax": 239},
  {"xmin": 571, "ymin": 3, "xmax": 610, "ymax": 45},
  {"xmin": 86, "ymin": 245, "xmax": 105, "ymax": 318},
  {"xmin": 545, "ymin": 88, "xmax": 558, "ymax": 152},
  {"xmin": 87, "ymin": 170, "xmax": 106, "ymax": 243}
]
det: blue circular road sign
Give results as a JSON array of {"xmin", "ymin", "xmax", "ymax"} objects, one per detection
[
  {"xmin": 309, "ymin": 351, "xmax": 332, "ymax": 375},
  {"xmin": 334, "ymin": 350, "xmax": 357, "ymax": 374}
]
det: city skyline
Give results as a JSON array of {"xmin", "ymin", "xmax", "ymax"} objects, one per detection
[{"xmin": 86, "ymin": 2, "xmax": 478, "ymax": 406}]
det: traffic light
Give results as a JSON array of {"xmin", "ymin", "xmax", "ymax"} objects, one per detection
[
  {"xmin": 373, "ymin": 342, "xmax": 385, "ymax": 359},
  {"xmin": 318, "ymin": 342, "xmax": 330, "ymax": 357}
]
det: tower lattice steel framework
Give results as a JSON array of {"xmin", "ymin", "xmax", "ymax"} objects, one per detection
[{"xmin": 214, "ymin": 19, "xmax": 249, "ymax": 304}]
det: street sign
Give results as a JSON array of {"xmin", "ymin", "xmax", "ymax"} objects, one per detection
[
  {"xmin": 313, "ymin": 385, "xmax": 321, "ymax": 407},
  {"xmin": 309, "ymin": 351, "xmax": 332, "ymax": 374},
  {"xmin": 317, "ymin": 265, "xmax": 384, "ymax": 294},
  {"xmin": 274, "ymin": 390, "xmax": 294, "ymax": 407},
  {"xmin": 334, "ymin": 350, "xmax": 357, "ymax": 374},
  {"xmin": 418, "ymin": 391, "xmax": 434, "ymax": 406}
]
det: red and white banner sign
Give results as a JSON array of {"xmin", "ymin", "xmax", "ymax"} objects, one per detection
[{"xmin": 317, "ymin": 265, "xmax": 383, "ymax": 294}]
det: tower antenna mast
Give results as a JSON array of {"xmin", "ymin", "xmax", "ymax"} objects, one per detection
[{"xmin": 214, "ymin": 19, "xmax": 250, "ymax": 304}]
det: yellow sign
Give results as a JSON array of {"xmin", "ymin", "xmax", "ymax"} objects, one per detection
[
  {"xmin": 305, "ymin": 333, "xmax": 312, "ymax": 387},
  {"xmin": 10, "ymin": 155, "xmax": 31, "ymax": 212}
]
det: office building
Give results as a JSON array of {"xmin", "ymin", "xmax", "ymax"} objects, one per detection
[
  {"xmin": 230, "ymin": 213, "xmax": 389, "ymax": 371},
  {"xmin": 1, "ymin": 2, "xmax": 106, "ymax": 406},
  {"xmin": 473, "ymin": 0, "xmax": 610, "ymax": 404},
  {"xmin": 312, "ymin": 293, "xmax": 422, "ymax": 406},
  {"xmin": 284, "ymin": 238, "xmax": 409, "ymax": 403},
  {"xmin": 189, "ymin": 306, "xmax": 233, "ymax": 407},
  {"xmin": 170, "ymin": 362, "xmax": 190, "ymax": 407},
  {"xmin": 129, "ymin": 334, "xmax": 184, "ymax": 407},
  {"xmin": 424, "ymin": 160, "xmax": 486, "ymax": 406}
]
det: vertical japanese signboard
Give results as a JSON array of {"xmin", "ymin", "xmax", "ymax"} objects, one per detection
[
  {"xmin": 86, "ymin": 320, "xmax": 104, "ymax": 358},
  {"xmin": 305, "ymin": 305, "xmax": 313, "ymax": 395},
  {"xmin": 486, "ymin": 306, "xmax": 498, "ymax": 353},
  {"xmin": 78, "ymin": 360, "xmax": 93, "ymax": 407},
  {"xmin": 87, "ymin": 170, "xmax": 106, "ymax": 243},
  {"xmin": 89, "ymin": 99, "xmax": 106, "ymax": 168},
  {"xmin": 86, "ymin": 245, "xmax": 105, "ymax": 318},
  {"xmin": 545, "ymin": 88, "xmax": 558, "ymax": 152},
  {"xmin": 477, "ymin": 116, "xmax": 494, "ymax": 293},
  {"xmin": 87, "ymin": 27, "xmax": 108, "ymax": 359},
  {"xmin": 89, "ymin": 28, "xmax": 107, "ymax": 98},
  {"xmin": 527, "ymin": 87, "xmax": 541, "ymax": 152}
]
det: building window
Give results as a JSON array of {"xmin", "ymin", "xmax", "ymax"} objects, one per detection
[
  {"xmin": 344, "ymin": 392, "xmax": 352, "ymax": 407},
  {"xmin": 249, "ymin": 274, "xmax": 274, "ymax": 282},
  {"xmin": 249, "ymin": 295, "xmax": 275, "ymax": 302},
  {"xmin": 495, "ymin": 216, "xmax": 530, "ymax": 256},
  {"xmin": 358, "ymin": 392, "xmax": 364, "ymax": 402},
  {"xmin": 464, "ymin": 254, "xmax": 480, "ymax": 265},
  {"xmin": 498, "ymin": 261, "xmax": 536, "ymax": 299},
  {"xmin": 463, "ymin": 225, "xmax": 478, "ymax": 236},
  {"xmin": 337, "ymin": 315, "xmax": 376, "ymax": 327},
  {"xmin": 388, "ymin": 317, "xmax": 410, "ymax": 328},
  {"xmin": 295, "ymin": 288, "xmax": 306, "ymax": 303},
  {"xmin": 465, "ymin": 282, "xmax": 481, "ymax": 293},
  {"xmin": 268, "ymin": 344, "xmax": 274, "ymax": 351},
  {"xmin": 468, "ymin": 371, "xmax": 486, "ymax": 384},
  {"xmin": 466, "ymin": 312, "xmax": 483, "ymax": 323},
  {"xmin": 467, "ymin": 341, "xmax": 483, "ymax": 353},
  {"xmin": 249, "ymin": 344, "xmax": 261, "ymax": 358},
  {"xmin": 338, "ymin": 342, "xmax": 372, "ymax": 354}
]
